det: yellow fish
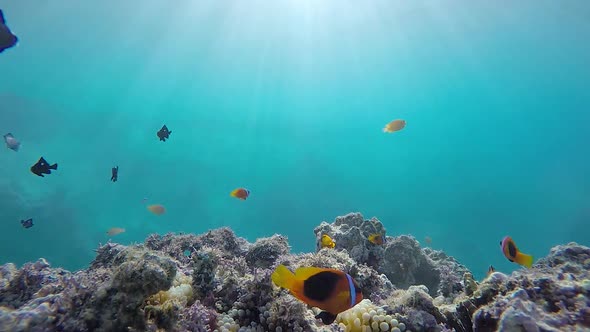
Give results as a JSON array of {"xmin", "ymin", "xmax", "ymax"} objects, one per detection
[
  {"xmin": 106, "ymin": 227, "xmax": 125, "ymax": 236},
  {"xmin": 147, "ymin": 204, "xmax": 166, "ymax": 215},
  {"xmin": 383, "ymin": 119, "xmax": 406, "ymax": 133},
  {"xmin": 368, "ymin": 234, "xmax": 384, "ymax": 245},
  {"xmin": 320, "ymin": 234, "xmax": 336, "ymax": 249},
  {"xmin": 487, "ymin": 265, "xmax": 496, "ymax": 277}
]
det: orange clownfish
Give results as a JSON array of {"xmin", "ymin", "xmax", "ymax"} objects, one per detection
[
  {"xmin": 500, "ymin": 236, "xmax": 533, "ymax": 268},
  {"xmin": 320, "ymin": 234, "xmax": 336, "ymax": 249},
  {"xmin": 271, "ymin": 265, "xmax": 363, "ymax": 325},
  {"xmin": 367, "ymin": 234, "xmax": 384, "ymax": 245},
  {"xmin": 230, "ymin": 187, "xmax": 250, "ymax": 200}
]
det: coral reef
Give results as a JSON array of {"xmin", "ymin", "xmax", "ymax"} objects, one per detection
[
  {"xmin": 315, "ymin": 213, "xmax": 469, "ymax": 298},
  {"xmin": 0, "ymin": 212, "xmax": 588, "ymax": 332}
]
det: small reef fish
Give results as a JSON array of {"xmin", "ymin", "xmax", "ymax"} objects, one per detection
[
  {"xmin": 20, "ymin": 218, "xmax": 33, "ymax": 229},
  {"xmin": 30, "ymin": 157, "xmax": 58, "ymax": 177},
  {"xmin": 271, "ymin": 265, "xmax": 363, "ymax": 325},
  {"xmin": 0, "ymin": 10, "xmax": 18, "ymax": 53},
  {"xmin": 487, "ymin": 265, "xmax": 496, "ymax": 277},
  {"xmin": 157, "ymin": 125, "xmax": 171, "ymax": 142},
  {"xmin": 106, "ymin": 227, "xmax": 125, "ymax": 236},
  {"xmin": 320, "ymin": 234, "xmax": 336, "ymax": 249},
  {"xmin": 367, "ymin": 234, "xmax": 384, "ymax": 245},
  {"xmin": 382, "ymin": 119, "xmax": 406, "ymax": 133},
  {"xmin": 147, "ymin": 204, "xmax": 166, "ymax": 215},
  {"xmin": 3, "ymin": 133, "xmax": 20, "ymax": 151},
  {"xmin": 424, "ymin": 236, "xmax": 432, "ymax": 245},
  {"xmin": 500, "ymin": 236, "xmax": 533, "ymax": 268},
  {"xmin": 111, "ymin": 166, "xmax": 119, "ymax": 182},
  {"xmin": 230, "ymin": 188, "xmax": 250, "ymax": 200}
]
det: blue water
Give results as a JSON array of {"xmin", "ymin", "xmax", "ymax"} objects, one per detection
[{"xmin": 1, "ymin": 1, "xmax": 589, "ymax": 280}]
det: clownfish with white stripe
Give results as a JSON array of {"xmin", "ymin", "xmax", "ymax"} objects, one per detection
[{"xmin": 271, "ymin": 264, "xmax": 363, "ymax": 324}]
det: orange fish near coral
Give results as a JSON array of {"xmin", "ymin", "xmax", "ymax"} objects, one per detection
[
  {"xmin": 500, "ymin": 236, "xmax": 533, "ymax": 268},
  {"xmin": 383, "ymin": 119, "xmax": 406, "ymax": 133},
  {"xmin": 271, "ymin": 265, "xmax": 363, "ymax": 325},
  {"xmin": 106, "ymin": 227, "xmax": 125, "ymax": 236},
  {"xmin": 320, "ymin": 234, "xmax": 336, "ymax": 249},
  {"xmin": 367, "ymin": 234, "xmax": 384, "ymax": 245},
  {"xmin": 487, "ymin": 265, "xmax": 496, "ymax": 277},
  {"xmin": 147, "ymin": 204, "xmax": 166, "ymax": 215},
  {"xmin": 230, "ymin": 188, "xmax": 250, "ymax": 200}
]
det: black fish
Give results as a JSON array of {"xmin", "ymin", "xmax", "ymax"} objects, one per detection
[
  {"xmin": 111, "ymin": 166, "xmax": 119, "ymax": 182},
  {"xmin": 0, "ymin": 10, "xmax": 18, "ymax": 54},
  {"xmin": 157, "ymin": 125, "xmax": 171, "ymax": 142},
  {"xmin": 21, "ymin": 218, "xmax": 33, "ymax": 228},
  {"xmin": 30, "ymin": 157, "xmax": 58, "ymax": 177}
]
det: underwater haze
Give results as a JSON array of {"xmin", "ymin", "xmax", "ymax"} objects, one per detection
[{"xmin": 1, "ymin": 1, "xmax": 589, "ymax": 280}]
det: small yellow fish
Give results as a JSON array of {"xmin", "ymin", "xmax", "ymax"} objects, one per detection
[
  {"xmin": 368, "ymin": 234, "xmax": 384, "ymax": 245},
  {"xmin": 106, "ymin": 227, "xmax": 125, "ymax": 236},
  {"xmin": 320, "ymin": 234, "xmax": 336, "ymax": 249},
  {"xmin": 147, "ymin": 204, "xmax": 166, "ymax": 215},
  {"xmin": 383, "ymin": 119, "xmax": 406, "ymax": 133},
  {"xmin": 487, "ymin": 265, "xmax": 496, "ymax": 277}
]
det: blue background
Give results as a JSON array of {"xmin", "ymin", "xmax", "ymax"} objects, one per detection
[{"xmin": 1, "ymin": 1, "xmax": 589, "ymax": 280}]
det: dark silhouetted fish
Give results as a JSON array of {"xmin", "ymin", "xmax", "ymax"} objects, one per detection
[
  {"xmin": 157, "ymin": 125, "xmax": 171, "ymax": 142},
  {"xmin": 0, "ymin": 10, "xmax": 18, "ymax": 53},
  {"xmin": 3, "ymin": 133, "xmax": 20, "ymax": 151},
  {"xmin": 30, "ymin": 157, "xmax": 58, "ymax": 177},
  {"xmin": 21, "ymin": 218, "xmax": 33, "ymax": 228},
  {"xmin": 111, "ymin": 166, "xmax": 119, "ymax": 182}
]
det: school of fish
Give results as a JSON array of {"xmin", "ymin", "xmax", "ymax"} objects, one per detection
[{"xmin": 1, "ymin": 7, "xmax": 538, "ymax": 325}]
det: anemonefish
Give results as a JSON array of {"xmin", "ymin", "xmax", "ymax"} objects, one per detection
[
  {"xmin": 367, "ymin": 234, "xmax": 384, "ymax": 245},
  {"xmin": 320, "ymin": 234, "xmax": 336, "ymax": 249},
  {"xmin": 500, "ymin": 236, "xmax": 533, "ymax": 268},
  {"xmin": 230, "ymin": 188, "xmax": 250, "ymax": 200},
  {"xmin": 271, "ymin": 265, "xmax": 363, "ymax": 325},
  {"xmin": 383, "ymin": 119, "xmax": 406, "ymax": 133}
]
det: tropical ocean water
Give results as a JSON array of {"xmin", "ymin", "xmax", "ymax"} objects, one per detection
[{"xmin": 0, "ymin": 1, "xmax": 589, "ymax": 281}]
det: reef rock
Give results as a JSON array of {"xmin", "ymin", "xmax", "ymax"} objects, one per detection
[
  {"xmin": 315, "ymin": 212, "xmax": 469, "ymax": 298},
  {"xmin": 0, "ymin": 213, "xmax": 588, "ymax": 332}
]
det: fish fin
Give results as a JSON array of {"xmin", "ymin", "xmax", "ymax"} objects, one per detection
[
  {"xmin": 271, "ymin": 265, "xmax": 296, "ymax": 290},
  {"xmin": 0, "ymin": 10, "xmax": 5, "ymax": 24},
  {"xmin": 4, "ymin": 133, "xmax": 13, "ymax": 138},
  {"xmin": 315, "ymin": 311, "xmax": 337, "ymax": 325},
  {"xmin": 516, "ymin": 252, "xmax": 533, "ymax": 268},
  {"xmin": 294, "ymin": 267, "xmax": 335, "ymax": 280},
  {"xmin": 230, "ymin": 190, "xmax": 237, "ymax": 197},
  {"xmin": 50, "ymin": 163, "xmax": 57, "ymax": 170},
  {"xmin": 168, "ymin": 130, "xmax": 172, "ymax": 134}
]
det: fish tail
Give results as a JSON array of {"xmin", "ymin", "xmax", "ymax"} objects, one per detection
[
  {"xmin": 271, "ymin": 264, "xmax": 296, "ymax": 290},
  {"xmin": 230, "ymin": 190, "xmax": 237, "ymax": 197},
  {"xmin": 516, "ymin": 252, "xmax": 533, "ymax": 268},
  {"xmin": 50, "ymin": 163, "xmax": 58, "ymax": 170}
]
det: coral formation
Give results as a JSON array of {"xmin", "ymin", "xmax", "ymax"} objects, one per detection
[{"xmin": 0, "ymin": 212, "xmax": 588, "ymax": 332}]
